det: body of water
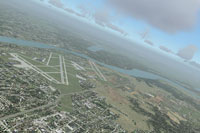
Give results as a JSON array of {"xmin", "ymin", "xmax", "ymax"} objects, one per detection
[
  {"xmin": 195, "ymin": 88, "xmax": 200, "ymax": 91},
  {"xmin": 0, "ymin": 36, "xmax": 199, "ymax": 98},
  {"xmin": 87, "ymin": 45, "xmax": 103, "ymax": 52}
]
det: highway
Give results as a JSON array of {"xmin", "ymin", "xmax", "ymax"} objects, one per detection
[
  {"xmin": 0, "ymin": 89, "xmax": 90, "ymax": 122},
  {"xmin": 0, "ymin": 100, "xmax": 57, "ymax": 121}
]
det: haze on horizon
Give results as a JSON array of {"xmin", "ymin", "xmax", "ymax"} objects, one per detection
[{"xmin": 44, "ymin": 0, "xmax": 200, "ymax": 63}]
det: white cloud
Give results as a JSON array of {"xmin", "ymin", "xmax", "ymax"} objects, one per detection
[
  {"xmin": 93, "ymin": 9, "xmax": 127, "ymax": 35},
  {"xmin": 107, "ymin": 0, "xmax": 200, "ymax": 33},
  {"xmin": 159, "ymin": 45, "xmax": 173, "ymax": 53},
  {"xmin": 177, "ymin": 45, "xmax": 198, "ymax": 60},
  {"xmin": 49, "ymin": 0, "xmax": 64, "ymax": 8},
  {"xmin": 144, "ymin": 40, "xmax": 154, "ymax": 46}
]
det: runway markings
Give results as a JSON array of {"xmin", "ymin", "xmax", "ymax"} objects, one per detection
[
  {"xmin": 46, "ymin": 52, "xmax": 52, "ymax": 66},
  {"xmin": 59, "ymin": 55, "xmax": 65, "ymax": 84},
  {"xmin": 89, "ymin": 60, "xmax": 107, "ymax": 81},
  {"xmin": 11, "ymin": 53, "xmax": 60, "ymax": 84},
  {"xmin": 12, "ymin": 53, "xmax": 76, "ymax": 86},
  {"xmin": 63, "ymin": 56, "xmax": 69, "ymax": 85}
]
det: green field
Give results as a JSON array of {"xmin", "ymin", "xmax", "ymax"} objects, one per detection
[
  {"xmin": 51, "ymin": 53, "xmax": 59, "ymax": 58},
  {"xmin": 49, "ymin": 73, "xmax": 61, "ymax": 82},
  {"xmin": 20, "ymin": 55, "xmax": 44, "ymax": 66},
  {"xmin": 57, "ymin": 95, "xmax": 73, "ymax": 112},
  {"xmin": 38, "ymin": 66, "xmax": 59, "ymax": 73},
  {"xmin": 49, "ymin": 57, "xmax": 59, "ymax": 66}
]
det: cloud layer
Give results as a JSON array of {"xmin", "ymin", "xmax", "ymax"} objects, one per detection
[
  {"xmin": 159, "ymin": 45, "xmax": 173, "ymax": 53},
  {"xmin": 177, "ymin": 45, "xmax": 198, "ymax": 60},
  {"xmin": 144, "ymin": 40, "xmax": 154, "ymax": 46},
  {"xmin": 93, "ymin": 9, "xmax": 127, "ymax": 35},
  {"xmin": 49, "ymin": 0, "xmax": 64, "ymax": 8},
  {"xmin": 48, "ymin": 0, "xmax": 127, "ymax": 35},
  {"xmin": 107, "ymin": 0, "xmax": 200, "ymax": 33}
]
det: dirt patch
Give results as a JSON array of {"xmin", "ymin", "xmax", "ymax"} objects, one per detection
[
  {"xmin": 150, "ymin": 96, "xmax": 163, "ymax": 104},
  {"xmin": 108, "ymin": 88, "xmax": 129, "ymax": 104},
  {"xmin": 167, "ymin": 111, "xmax": 186, "ymax": 124}
]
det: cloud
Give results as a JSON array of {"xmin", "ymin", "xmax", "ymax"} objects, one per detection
[
  {"xmin": 189, "ymin": 61, "xmax": 200, "ymax": 69},
  {"xmin": 64, "ymin": 8, "xmax": 85, "ymax": 17},
  {"xmin": 78, "ymin": 5, "xmax": 90, "ymax": 17},
  {"xmin": 159, "ymin": 45, "xmax": 173, "ymax": 53},
  {"xmin": 48, "ymin": 1, "xmax": 127, "ymax": 35},
  {"xmin": 93, "ymin": 9, "xmax": 127, "ymax": 35},
  {"xmin": 106, "ymin": 23, "xmax": 127, "ymax": 35},
  {"xmin": 177, "ymin": 45, "xmax": 198, "ymax": 60},
  {"xmin": 107, "ymin": 0, "xmax": 200, "ymax": 33},
  {"xmin": 144, "ymin": 40, "xmax": 154, "ymax": 46},
  {"xmin": 49, "ymin": 0, "xmax": 64, "ymax": 8},
  {"xmin": 140, "ymin": 30, "xmax": 149, "ymax": 40},
  {"xmin": 64, "ymin": 8, "xmax": 76, "ymax": 14},
  {"xmin": 48, "ymin": 0, "xmax": 86, "ymax": 18}
]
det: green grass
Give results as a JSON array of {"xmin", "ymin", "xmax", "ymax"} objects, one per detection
[
  {"xmin": 20, "ymin": 55, "xmax": 44, "ymax": 66},
  {"xmin": 49, "ymin": 57, "xmax": 59, "ymax": 66},
  {"xmin": 51, "ymin": 63, "xmax": 83, "ymax": 113},
  {"xmin": 51, "ymin": 53, "xmax": 59, "ymax": 58},
  {"xmin": 51, "ymin": 76, "xmax": 82, "ymax": 94},
  {"xmin": 49, "ymin": 73, "xmax": 61, "ymax": 82},
  {"xmin": 51, "ymin": 75, "xmax": 82, "ymax": 113},
  {"xmin": 57, "ymin": 95, "xmax": 73, "ymax": 112},
  {"xmin": 179, "ymin": 106, "xmax": 200, "ymax": 119},
  {"xmin": 38, "ymin": 66, "xmax": 59, "ymax": 73},
  {"xmin": 0, "ymin": 55, "xmax": 12, "ymax": 62}
]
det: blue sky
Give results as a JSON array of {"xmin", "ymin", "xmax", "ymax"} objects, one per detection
[{"xmin": 50, "ymin": 0, "xmax": 200, "ymax": 63}]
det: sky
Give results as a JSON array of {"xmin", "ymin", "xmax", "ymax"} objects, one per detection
[{"xmin": 46, "ymin": 0, "xmax": 200, "ymax": 63}]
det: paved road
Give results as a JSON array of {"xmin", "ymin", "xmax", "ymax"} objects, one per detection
[
  {"xmin": 0, "ymin": 101, "xmax": 55, "ymax": 121},
  {"xmin": 46, "ymin": 52, "xmax": 52, "ymax": 66},
  {"xmin": 59, "ymin": 55, "xmax": 65, "ymax": 84},
  {"xmin": 0, "ymin": 93, "xmax": 64, "ymax": 121},
  {"xmin": 62, "ymin": 56, "xmax": 69, "ymax": 85}
]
